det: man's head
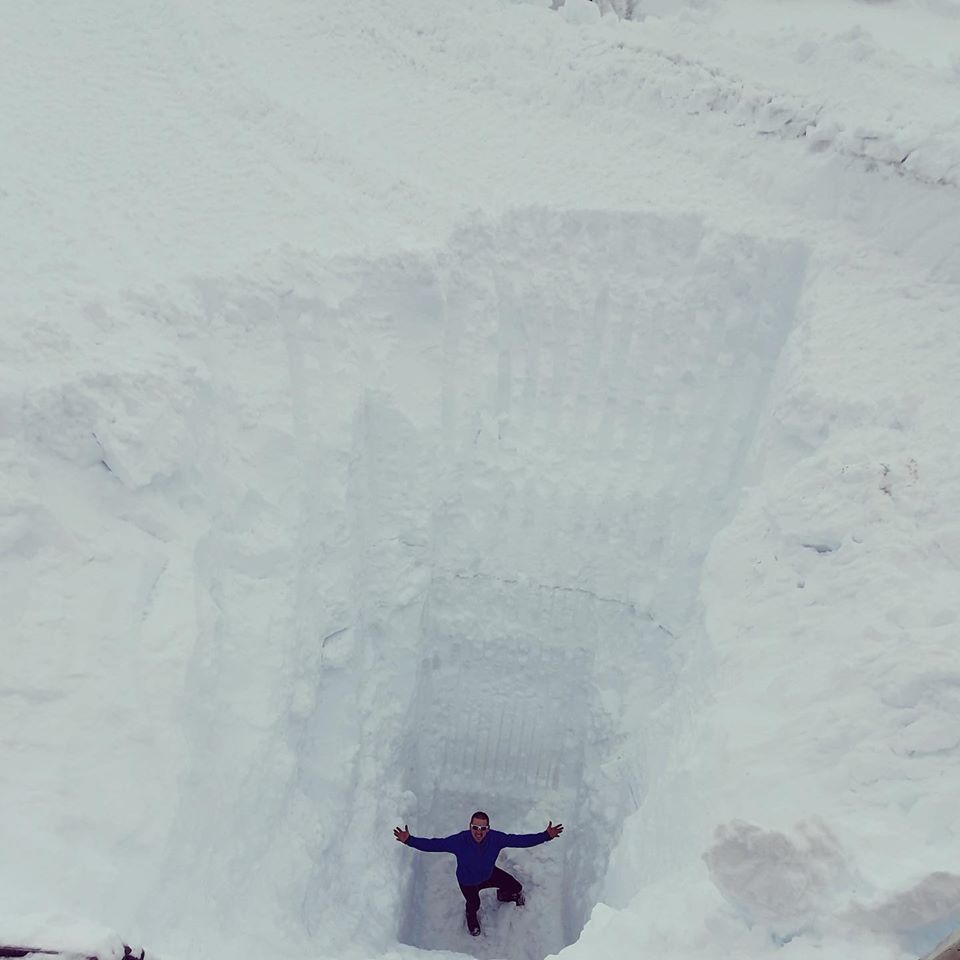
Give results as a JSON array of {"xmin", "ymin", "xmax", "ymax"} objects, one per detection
[{"xmin": 469, "ymin": 810, "xmax": 490, "ymax": 843}]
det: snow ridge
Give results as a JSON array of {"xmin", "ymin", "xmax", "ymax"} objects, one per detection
[{"xmin": 556, "ymin": 25, "xmax": 960, "ymax": 189}]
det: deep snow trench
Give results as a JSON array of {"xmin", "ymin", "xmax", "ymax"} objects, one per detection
[
  {"xmin": 279, "ymin": 208, "xmax": 808, "ymax": 960},
  {"xmin": 3, "ymin": 207, "xmax": 807, "ymax": 960}
]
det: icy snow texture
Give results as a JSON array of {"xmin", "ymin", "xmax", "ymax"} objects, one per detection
[{"xmin": 1, "ymin": 2, "xmax": 959, "ymax": 960}]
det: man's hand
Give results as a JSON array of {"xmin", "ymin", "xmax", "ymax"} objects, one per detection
[
  {"xmin": 394, "ymin": 824, "xmax": 411, "ymax": 844},
  {"xmin": 546, "ymin": 821, "xmax": 564, "ymax": 839}
]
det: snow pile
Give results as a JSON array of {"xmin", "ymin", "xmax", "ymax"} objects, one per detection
[
  {"xmin": 0, "ymin": 915, "xmax": 147, "ymax": 960},
  {"xmin": 1, "ymin": 2, "xmax": 959, "ymax": 960}
]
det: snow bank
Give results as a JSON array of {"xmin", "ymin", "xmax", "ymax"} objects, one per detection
[{"xmin": 0, "ymin": 914, "xmax": 146, "ymax": 960}]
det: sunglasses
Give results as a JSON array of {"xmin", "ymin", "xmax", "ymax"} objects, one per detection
[{"xmin": 470, "ymin": 824, "xmax": 490, "ymax": 833}]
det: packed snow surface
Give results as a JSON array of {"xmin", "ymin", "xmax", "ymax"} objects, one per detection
[{"xmin": 2, "ymin": 2, "xmax": 959, "ymax": 960}]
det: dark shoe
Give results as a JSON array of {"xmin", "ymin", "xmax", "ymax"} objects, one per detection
[
  {"xmin": 467, "ymin": 916, "xmax": 481, "ymax": 937},
  {"xmin": 498, "ymin": 891, "xmax": 525, "ymax": 906}
]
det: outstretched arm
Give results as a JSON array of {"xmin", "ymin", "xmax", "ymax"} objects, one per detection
[
  {"xmin": 502, "ymin": 821, "xmax": 564, "ymax": 847},
  {"xmin": 393, "ymin": 825, "xmax": 457, "ymax": 853}
]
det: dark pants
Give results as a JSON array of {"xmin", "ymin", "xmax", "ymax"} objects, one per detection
[{"xmin": 459, "ymin": 867, "xmax": 522, "ymax": 922}]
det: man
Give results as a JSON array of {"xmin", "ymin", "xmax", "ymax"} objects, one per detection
[{"xmin": 394, "ymin": 811, "xmax": 564, "ymax": 936}]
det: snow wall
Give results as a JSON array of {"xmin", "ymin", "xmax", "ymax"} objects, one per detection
[{"xmin": 3, "ymin": 207, "xmax": 806, "ymax": 960}]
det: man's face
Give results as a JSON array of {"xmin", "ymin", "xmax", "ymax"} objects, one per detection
[{"xmin": 470, "ymin": 817, "xmax": 490, "ymax": 843}]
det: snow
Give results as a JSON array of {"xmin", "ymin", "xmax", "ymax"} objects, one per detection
[
  {"xmin": 1, "ymin": 1, "xmax": 959, "ymax": 960},
  {"xmin": 0, "ymin": 914, "xmax": 145, "ymax": 960}
]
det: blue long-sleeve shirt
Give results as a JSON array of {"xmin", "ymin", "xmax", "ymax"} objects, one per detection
[{"xmin": 406, "ymin": 828, "xmax": 552, "ymax": 886}]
